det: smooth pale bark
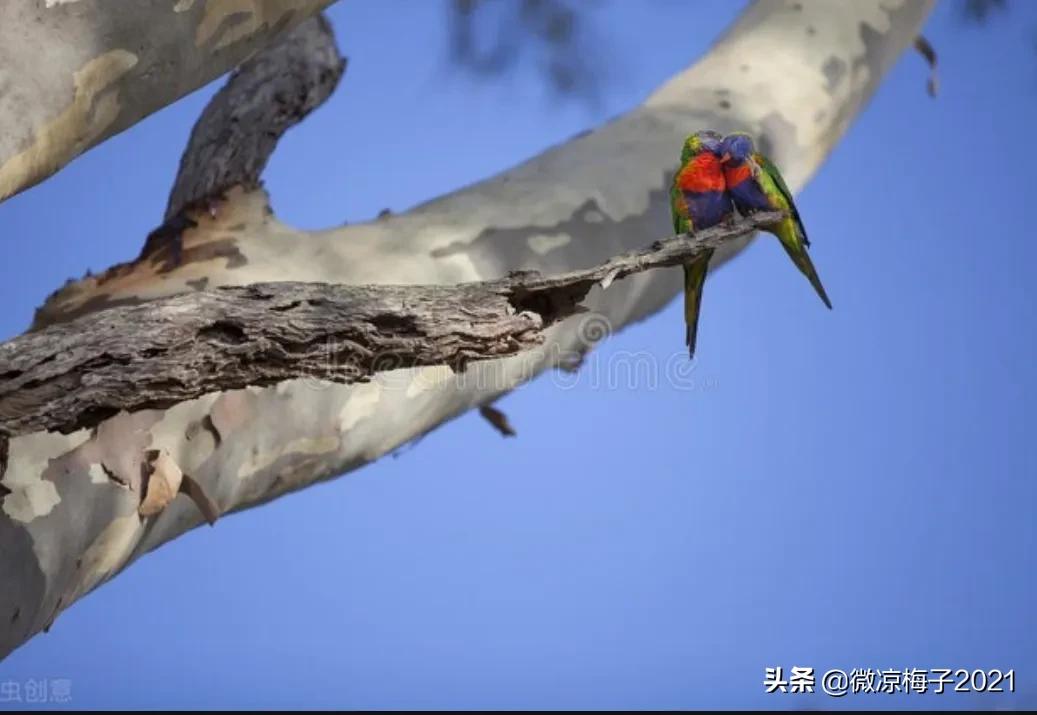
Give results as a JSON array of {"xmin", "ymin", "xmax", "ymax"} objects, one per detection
[
  {"xmin": 0, "ymin": 0, "xmax": 935, "ymax": 660},
  {"xmin": 0, "ymin": 0, "xmax": 335, "ymax": 204}
]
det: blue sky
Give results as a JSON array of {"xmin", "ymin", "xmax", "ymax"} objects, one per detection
[{"xmin": 1, "ymin": 0, "xmax": 1035, "ymax": 709}]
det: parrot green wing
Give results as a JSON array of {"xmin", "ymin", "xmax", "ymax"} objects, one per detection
[
  {"xmin": 753, "ymin": 152, "xmax": 809, "ymax": 247},
  {"xmin": 752, "ymin": 152, "xmax": 832, "ymax": 309},
  {"xmin": 670, "ymin": 192, "xmax": 692, "ymax": 234},
  {"xmin": 669, "ymin": 166, "xmax": 693, "ymax": 235}
]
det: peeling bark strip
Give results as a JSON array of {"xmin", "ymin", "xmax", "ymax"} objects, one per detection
[
  {"xmin": 138, "ymin": 450, "xmax": 219, "ymax": 525},
  {"xmin": 138, "ymin": 450, "xmax": 184, "ymax": 518},
  {"xmin": 164, "ymin": 14, "xmax": 347, "ymax": 221},
  {"xmin": 913, "ymin": 35, "xmax": 938, "ymax": 97},
  {"xmin": 179, "ymin": 474, "xmax": 220, "ymax": 526},
  {"xmin": 0, "ymin": 213, "xmax": 779, "ymax": 440},
  {"xmin": 479, "ymin": 405, "xmax": 516, "ymax": 438}
]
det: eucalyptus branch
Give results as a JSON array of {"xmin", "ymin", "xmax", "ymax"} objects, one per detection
[{"xmin": 0, "ymin": 212, "xmax": 780, "ymax": 440}]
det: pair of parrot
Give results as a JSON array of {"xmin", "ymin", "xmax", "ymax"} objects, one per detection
[{"xmin": 670, "ymin": 130, "xmax": 831, "ymax": 357}]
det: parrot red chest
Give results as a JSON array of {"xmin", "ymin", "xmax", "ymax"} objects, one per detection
[
  {"xmin": 723, "ymin": 163, "xmax": 753, "ymax": 189},
  {"xmin": 678, "ymin": 153, "xmax": 725, "ymax": 193}
]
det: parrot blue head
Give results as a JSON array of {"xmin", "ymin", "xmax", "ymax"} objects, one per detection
[
  {"xmin": 720, "ymin": 133, "xmax": 755, "ymax": 165},
  {"xmin": 697, "ymin": 130, "xmax": 724, "ymax": 155},
  {"xmin": 680, "ymin": 130, "xmax": 725, "ymax": 164}
]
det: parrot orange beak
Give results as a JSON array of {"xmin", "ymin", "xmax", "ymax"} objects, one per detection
[{"xmin": 720, "ymin": 152, "xmax": 732, "ymax": 164}]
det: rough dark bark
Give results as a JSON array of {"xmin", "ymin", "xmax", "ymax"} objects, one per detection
[
  {"xmin": 0, "ymin": 211, "xmax": 781, "ymax": 441},
  {"xmin": 165, "ymin": 15, "xmax": 346, "ymax": 220},
  {"xmin": 138, "ymin": 14, "xmax": 347, "ymax": 265}
]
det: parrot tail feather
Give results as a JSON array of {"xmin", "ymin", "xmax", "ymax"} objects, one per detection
[
  {"xmin": 682, "ymin": 250, "xmax": 713, "ymax": 359},
  {"xmin": 773, "ymin": 220, "xmax": 832, "ymax": 310}
]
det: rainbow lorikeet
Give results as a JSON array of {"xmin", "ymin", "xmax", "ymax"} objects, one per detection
[
  {"xmin": 720, "ymin": 133, "xmax": 832, "ymax": 309},
  {"xmin": 670, "ymin": 131, "xmax": 734, "ymax": 358}
]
